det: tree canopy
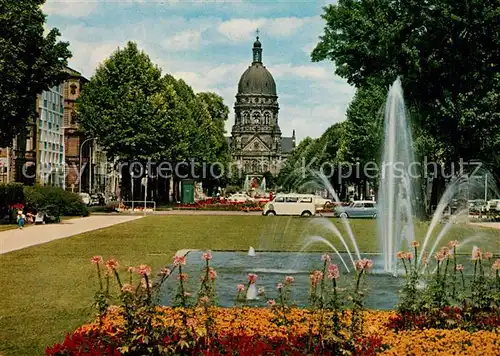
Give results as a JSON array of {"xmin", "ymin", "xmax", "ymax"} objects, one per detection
[
  {"xmin": 0, "ymin": 0, "xmax": 72, "ymax": 146},
  {"xmin": 76, "ymin": 41, "xmax": 230, "ymax": 192},
  {"xmin": 312, "ymin": 0, "xmax": 500, "ymax": 166}
]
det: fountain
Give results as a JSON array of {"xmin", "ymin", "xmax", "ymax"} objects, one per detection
[
  {"xmin": 292, "ymin": 77, "xmax": 495, "ymax": 275},
  {"xmin": 377, "ymin": 77, "xmax": 418, "ymax": 274},
  {"xmin": 246, "ymin": 283, "xmax": 258, "ymax": 300},
  {"xmin": 248, "ymin": 246, "xmax": 256, "ymax": 256},
  {"xmin": 260, "ymin": 177, "xmax": 266, "ymax": 193}
]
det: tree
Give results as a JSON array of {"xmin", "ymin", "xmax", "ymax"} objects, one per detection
[
  {"xmin": 312, "ymin": 0, "xmax": 500, "ymax": 166},
  {"xmin": 0, "ymin": 0, "xmax": 71, "ymax": 146},
  {"xmin": 77, "ymin": 42, "xmax": 172, "ymax": 161}
]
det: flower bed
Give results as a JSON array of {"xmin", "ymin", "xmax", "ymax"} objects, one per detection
[
  {"xmin": 46, "ymin": 245, "xmax": 499, "ymax": 355},
  {"xmin": 175, "ymin": 200, "xmax": 264, "ymax": 212},
  {"xmin": 46, "ymin": 308, "xmax": 499, "ymax": 355}
]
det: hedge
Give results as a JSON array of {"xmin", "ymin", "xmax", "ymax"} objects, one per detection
[{"xmin": 24, "ymin": 186, "xmax": 89, "ymax": 217}]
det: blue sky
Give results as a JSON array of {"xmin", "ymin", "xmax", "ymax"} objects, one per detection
[{"xmin": 43, "ymin": 0, "xmax": 355, "ymax": 142}]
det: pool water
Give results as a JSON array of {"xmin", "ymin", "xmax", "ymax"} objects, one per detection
[{"xmin": 157, "ymin": 251, "xmax": 407, "ymax": 309}]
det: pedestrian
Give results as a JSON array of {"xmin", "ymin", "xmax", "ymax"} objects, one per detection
[{"xmin": 17, "ymin": 210, "xmax": 25, "ymax": 229}]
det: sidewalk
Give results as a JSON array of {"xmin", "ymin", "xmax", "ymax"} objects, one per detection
[{"xmin": 0, "ymin": 215, "xmax": 143, "ymax": 254}]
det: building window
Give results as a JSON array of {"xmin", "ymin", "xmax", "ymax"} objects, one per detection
[
  {"xmin": 70, "ymin": 83, "xmax": 77, "ymax": 95},
  {"xmin": 44, "ymin": 99, "xmax": 47, "ymax": 107},
  {"xmin": 39, "ymin": 119, "xmax": 43, "ymax": 128},
  {"xmin": 52, "ymin": 103, "xmax": 56, "ymax": 111},
  {"xmin": 44, "ymin": 142, "xmax": 47, "ymax": 149},
  {"xmin": 48, "ymin": 122, "xmax": 52, "ymax": 130}
]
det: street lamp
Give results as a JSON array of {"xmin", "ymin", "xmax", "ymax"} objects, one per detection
[{"xmin": 79, "ymin": 137, "xmax": 94, "ymax": 193}]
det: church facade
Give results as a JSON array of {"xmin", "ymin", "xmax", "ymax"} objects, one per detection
[{"xmin": 229, "ymin": 35, "xmax": 295, "ymax": 176}]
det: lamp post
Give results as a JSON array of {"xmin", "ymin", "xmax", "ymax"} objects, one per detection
[{"xmin": 79, "ymin": 137, "xmax": 94, "ymax": 193}]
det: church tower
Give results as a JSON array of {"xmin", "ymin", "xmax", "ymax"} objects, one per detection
[{"xmin": 230, "ymin": 33, "xmax": 294, "ymax": 175}]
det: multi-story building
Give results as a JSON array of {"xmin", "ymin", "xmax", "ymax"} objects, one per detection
[
  {"xmin": 63, "ymin": 67, "xmax": 89, "ymax": 192},
  {"xmin": 36, "ymin": 84, "xmax": 65, "ymax": 188},
  {"xmin": 0, "ymin": 108, "xmax": 37, "ymax": 185}
]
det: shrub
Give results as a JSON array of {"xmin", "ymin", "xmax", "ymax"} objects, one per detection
[
  {"xmin": 0, "ymin": 183, "xmax": 25, "ymax": 223},
  {"xmin": 24, "ymin": 186, "xmax": 89, "ymax": 217}
]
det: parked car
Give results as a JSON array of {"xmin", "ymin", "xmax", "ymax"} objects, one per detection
[
  {"xmin": 89, "ymin": 193, "xmax": 105, "ymax": 206},
  {"xmin": 486, "ymin": 199, "xmax": 500, "ymax": 212},
  {"xmin": 468, "ymin": 199, "xmax": 486, "ymax": 212},
  {"xmin": 78, "ymin": 193, "xmax": 91, "ymax": 205},
  {"xmin": 226, "ymin": 193, "xmax": 254, "ymax": 203},
  {"xmin": 314, "ymin": 196, "xmax": 333, "ymax": 210},
  {"xmin": 263, "ymin": 193, "xmax": 316, "ymax": 217},
  {"xmin": 334, "ymin": 200, "xmax": 377, "ymax": 219}
]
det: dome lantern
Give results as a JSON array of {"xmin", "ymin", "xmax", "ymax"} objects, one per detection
[{"xmin": 237, "ymin": 32, "xmax": 277, "ymax": 96}]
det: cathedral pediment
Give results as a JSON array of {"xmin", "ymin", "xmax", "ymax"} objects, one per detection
[{"xmin": 242, "ymin": 136, "xmax": 270, "ymax": 152}]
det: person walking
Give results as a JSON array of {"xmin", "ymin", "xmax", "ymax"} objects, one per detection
[{"xmin": 17, "ymin": 210, "xmax": 25, "ymax": 229}]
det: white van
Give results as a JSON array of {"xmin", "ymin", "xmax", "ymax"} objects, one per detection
[{"xmin": 262, "ymin": 194, "xmax": 316, "ymax": 216}]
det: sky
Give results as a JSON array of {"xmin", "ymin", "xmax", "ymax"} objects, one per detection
[{"xmin": 42, "ymin": 0, "xmax": 355, "ymax": 142}]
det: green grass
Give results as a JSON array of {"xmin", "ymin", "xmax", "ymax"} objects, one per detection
[
  {"xmin": 0, "ymin": 225, "xmax": 16, "ymax": 232},
  {"xmin": 0, "ymin": 216, "xmax": 499, "ymax": 355}
]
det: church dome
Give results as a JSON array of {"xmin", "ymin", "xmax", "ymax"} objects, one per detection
[
  {"xmin": 238, "ymin": 64, "xmax": 276, "ymax": 96},
  {"xmin": 237, "ymin": 35, "xmax": 277, "ymax": 96}
]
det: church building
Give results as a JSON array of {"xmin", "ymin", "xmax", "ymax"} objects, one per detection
[{"xmin": 229, "ymin": 35, "xmax": 295, "ymax": 175}]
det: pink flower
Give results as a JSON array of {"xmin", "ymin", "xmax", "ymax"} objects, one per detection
[
  {"xmin": 448, "ymin": 240, "xmax": 458, "ymax": 249},
  {"xmin": 411, "ymin": 241, "xmax": 420, "ymax": 248},
  {"xmin": 173, "ymin": 255, "xmax": 186, "ymax": 266},
  {"xmin": 310, "ymin": 270, "xmax": 323, "ymax": 286},
  {"xmin": 440, "ymin": 246, "xmax": 451, "ymax": 258},
  {"xmin": 208, "ymin": 267, "xmax": 217, "ymax": 280},
  {"xmin": 434, "ymin": 251, "xmax": 445, "ymax": 262},
  {"xmin": 202, "ymin": 252, "xmax": 212, "ymax": 261},
  {"xmin": 91, "ymin": 256, "xmax": 103, "ymax": 264},
  {"xmin": 247, "ymin": 273, "xmax": 258, "ymax": 284},
  {"xmin": 127, "ymin": 266, "xmax": 136, "ymax": 273},
  {"xmin": 321, "ymin": 254, "xmax": 331, "ymax": 262},
  {"xmin": 105, "ymin": 259, "xmax": 119, "ymax": 270},
  {"xmin": 456, "ymin": 264, "xmax": 464, "ymax": 272},
  {"xmin": 121, "ymin": 283, "xmax": 134, "ymax": 293},
  {"xmin": 405, "ymin": 252, "xmax": 413, "ymax": 261},
  {"xmin": 276, "ymin": 283, "xmax": 283, "ymax": 290},
  {"xmin": 199, "ymin": 296, "xmax": 210, "ymax": 305},
  {"xmin": 137, "ymin": 264, "xmax": 151, "ymax": 276},
  {"xmin": 177, "ymin": 273, "xmax": 188, "ymax": 281},
  {"xmin": 284, "ymin": 276, "xmax": 295, "ymax": 284},
  {"xmin": 472, "ymin": 246, "xmax": 482, "ymax": 260},
  {"xmin": 422, "ymin": 257, "xmax": 429, "ymax": 265},
  {"xmin": 484, "ymin": 252, "xmax": 493, "ymax": 259},
  {"xmin": 267, "ymin": 299, "xmax": 276, "ymax": 307},
  {"xmin": 159, "ymin": 267, "xmax": 171, "ymax": 276},
  {"xmin": 396, "ymin": 251, "xmax": 405, "ymax": 260},
  {"xmin": 237, "ymin": 284, "xmax": 245, "ymax": 292},
  {"xmin": 492, "ymin": 259, "xmax": 500, "ymax": 271},
  {"xmin": 355, "ymin": 259, "xmax": 373, "ymax": 271},
  {"xmin": 327, "ymin": 264, "xmax": 340, "ymax": 279}
]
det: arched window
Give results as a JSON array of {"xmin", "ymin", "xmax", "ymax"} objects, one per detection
[
  {"xmin": 252, "ymin": 112, "xmax": 261, "ymax": 124},
  {"xmin": 243, "ymin": 112, "xmax": 250, "ymax": 124},
  {"xmin": 264, "ymin": 112, "xmax": 270, "ymax": 125}
]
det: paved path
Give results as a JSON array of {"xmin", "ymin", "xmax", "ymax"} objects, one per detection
[
  {"xmin": 0, "ymin": 215, "xmax": 143, "ymax": 254},
  {"xmin": 470, "ymin": 222, "xmax": 500, "ymax": 230}
]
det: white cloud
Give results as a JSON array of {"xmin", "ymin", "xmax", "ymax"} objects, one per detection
[
  {"xmin": 217, "ymin": 17, "xmax": 313, "ymax": 42},
  {"xmin": 164, "ymin": 30, "xmax": 203, "ymax": 51},
  {"xmin": 272, "ymin": 63, "xmax": 331, "ymax": 81},
  {"xmin": 43, "ymin": 0, "xmax": 99, "ymax": 18}
]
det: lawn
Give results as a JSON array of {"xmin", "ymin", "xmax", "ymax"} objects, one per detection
[
  {"xmin": 0, "ymin": 215, "xmax": 499, "ymax": 355},
  {"xmin": 0, "ymin": 225, "xmax": 16, "ymax": 232}
]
